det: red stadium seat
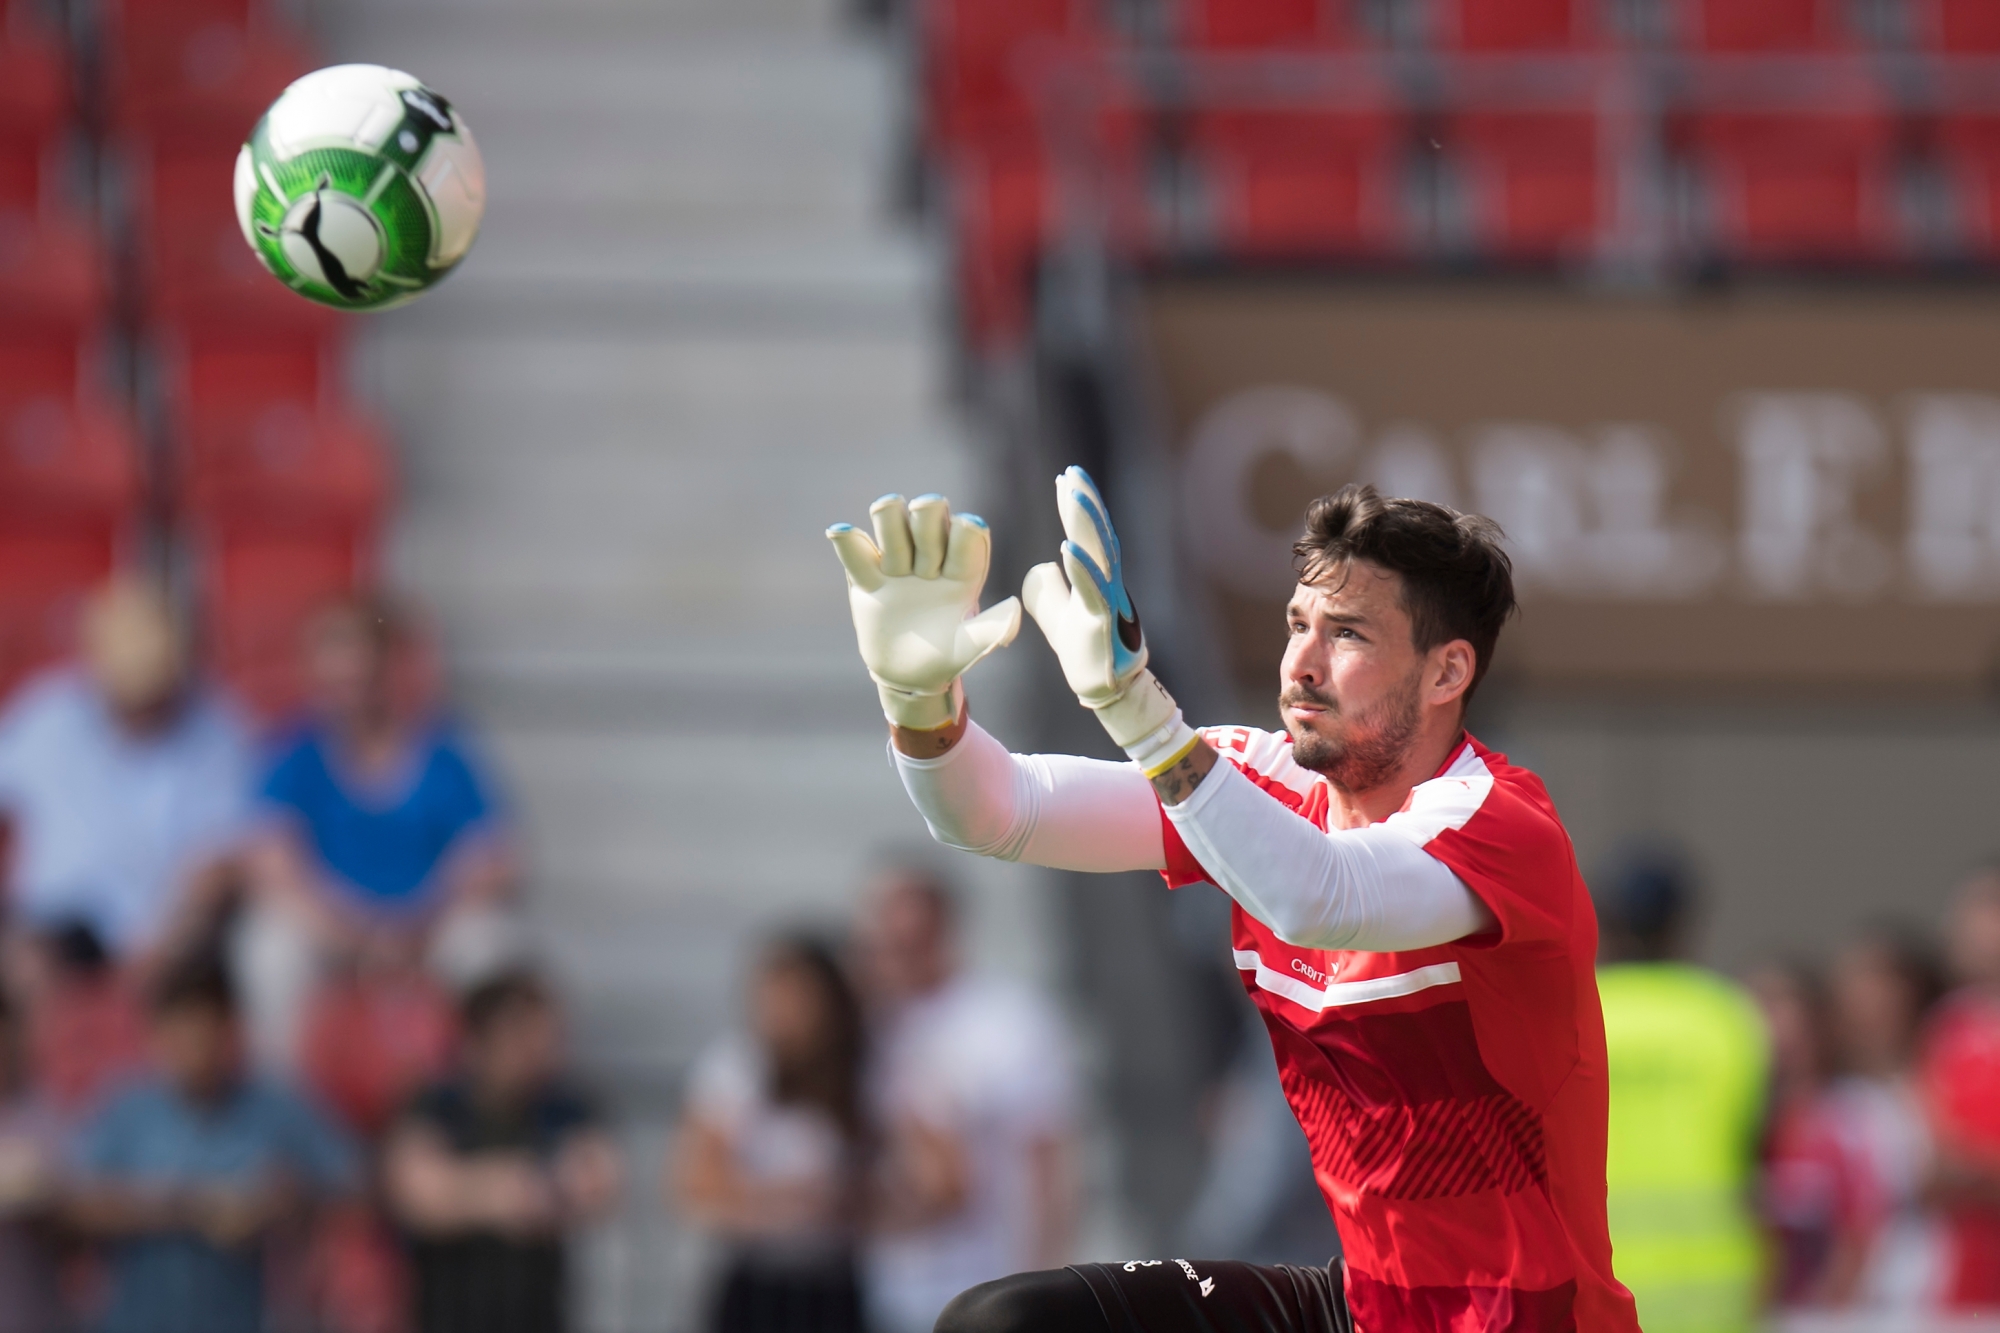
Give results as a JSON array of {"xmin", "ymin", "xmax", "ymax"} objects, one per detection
[
  {"xmin": 1434, "ymin": 0, "xmax": 1596, "ymax": 50},
  {"xmin": 178, "ymin": 401, "xmax": 389, "ymax": 717},
  {"xmin": 302, "ymin": 972, "xmax": 456, "ymax": 1137},
  {"xmin": 1665, "ymin": 0, "xmax": 1894, "ymax": 261},
  {"xmin": 921, "ymin": 0, "xmax": 1104, "ymax": 148},
  {"xmin": 0, "ymin": 332, "xmax": 140, "ymax": 699},
  {"xmin": 946, "ymin": 134, "xmax": 1051, "ymax": 348},
  {"xmin": 1912, "ymin": 1, "xmax": 2000, "ymax": 256},
  {"xmin": 0, "ymin": 30, "xmax": 105, "ymax": 324},
  {"xmin": 1450, "ymin": 111, "xmax": 1605, "ymax": 260},
  {"xmin": 1187, "ymin": 103, "xmax": 1407, "ymax": 258},
  {"xmin": 102, "ymin": 0, "xmax": 311, "ymax": 139},
  {"xmin": 1431, "ymin": 0, "xmax": 1608, "ymax": 261},
  {"xmin": 1177, "ymin": 0, "xmax": 1363, "ymax": 49},
  {"xmin": 1680, "ymin": 108, "xmax": 1898, "ymax": 261},
  {"xmin": 1918, "ymin": 0, "xmax": 2000, "ymax": 51},
  {"xmin": 1670, "ymin": 0, "xmax": 1848, "ymax": 51}
]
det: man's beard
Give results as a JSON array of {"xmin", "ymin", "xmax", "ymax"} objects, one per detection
[{"xmin": 1281, "ymin": 672, "xmax": 1424, "ymax": 793}]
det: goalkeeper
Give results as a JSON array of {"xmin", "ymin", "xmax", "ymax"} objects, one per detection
[{"xmin": 827, "ymin": 476, "xmax": 1638, "ymax": 1333}]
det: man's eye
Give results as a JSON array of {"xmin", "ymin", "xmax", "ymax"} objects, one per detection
[{"xmin": 1334, "ymin": 627, "xmax": 1359, "ymax": 640}]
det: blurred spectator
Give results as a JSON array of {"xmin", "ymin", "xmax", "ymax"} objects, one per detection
[
  {"xmin": 1750, "ymin": 959, "xmax": 1850, "ymax": 1305},
  {"xmin": 1595, "ymin": 849, "xmax": 1766, "ymax": 1333},
  {"xmin": 383, "ymin": 969, "xmax": 620, "ymax": 1333},
  {"xmin": 671, "ymin": 934, "xmax": 877, "ymax": 1333},
  {"xmin": 241, "ymin": 594, "xmax": 516, "ymax": 1074},
  {"xmin": 1918, "ymin": 868, "xmax": 2000, "ymax": 1311},
  {"xmin": 854, "ymin": 870, "xmax": 1078, "ymax": 1333},
  {"xmin": 66, "ymin": 954, "xmax": 358, "ymax": 1333},
  {"xmin": 0, "ymin": 576, "xmax": 254, "ymax": 971},
  {"xmin": 0, "ymin": 987, "xmax": 63, "ymax": 1333},
  {"xmin": 1813, "ymin": 926, "xmax": 1946, "ymax": 1308}
]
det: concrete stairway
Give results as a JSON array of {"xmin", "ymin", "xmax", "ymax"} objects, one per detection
[{"xmin": 320, "ymin": 0, "xmax": 1060, "ymax": 1324}]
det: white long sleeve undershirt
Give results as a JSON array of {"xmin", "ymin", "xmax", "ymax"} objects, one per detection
[{"xmin": 893, "ymin": 722, "xmax": 1495, "ymax": 952}]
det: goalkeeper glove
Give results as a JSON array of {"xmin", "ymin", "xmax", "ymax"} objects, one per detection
[
  {"xmin": 828, "ymin": 492, "xmax": 1022, "ymax": 730},
  {"xmin": 1021, "ymin": 467, "xmax": 1202, "ymax": 778}
]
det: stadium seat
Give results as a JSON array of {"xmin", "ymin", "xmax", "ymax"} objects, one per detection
[
  {"xmin": 1918, "ymin": 0, "xmax": 2000, "ymax": 51},
  {"xmin": 1434, "ymin": 0, "xmax": 1595, "ymax": 50},
  {"xmin": 102, "ymin": 0, "xmax": 312, "ymax": 139},
  {"xmin": 0, "ymin": 29, "xmax": 106, "ymax": 324},
  {"xmin": 921, "ymin": 0, "xmax": 1144, "ymax": 348},
  {"xmin": 1171, "ymin": 0, "xmax": 1406, "ymax": 261},
  {"xmin": 1431, "ymin": 0, "xmax": 1609, "ymax": 261},
  {"xmin": 302, "ymin": 971, "xmax": 457, "ymax": 1137},
  {"xmin": 178, "ymin": 401, "xmax": 389, "ymax": 717},
  {"xmin": 0, "ymin": 332, "xmax": 141, "ymax": 699},
  {"xmin": 1912, "ymin": 1, "xmax": 2000, "ymax": 257},
  {"xmin": 1670, "ymin": 0, "xmax": 1846, "ymax": 51},
  {"xmin": 1176, "ymin": 0, "xmax": 1363, "ymax": 49},
  {"xmin": 1186, "ymin": 104, "xmax": 1407, "ymax": 258},
  {"xmin": 1666, "ymin": 0, "xmax": 1896, "ymax": 262}
]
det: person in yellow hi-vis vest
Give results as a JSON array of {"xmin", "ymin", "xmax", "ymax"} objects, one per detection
[{"xmin": 1597, "ymin": 851, "xmax": 1769, "ymax": 1333}]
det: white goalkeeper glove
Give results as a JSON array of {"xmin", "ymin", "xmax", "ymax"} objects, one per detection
[
  {"xmin": 828, "ymin": 492, "xmax": 1022, "ymax": 731},
  {"xmin": 1021, "ymin": 467, "xmax": 1201, "ymax": 778}
]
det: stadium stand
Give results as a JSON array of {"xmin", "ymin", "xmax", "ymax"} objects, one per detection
[
  {"xmin": 0, "ymin": 1, "xmax": 137, "ymax": 700},
  {"xmin": 1666, "ymin": 0, "xmax": 1901, "ymax": 263},
  {"xmin": 1176, "ymin": 0, "xmax": 1408, "ymax": 260},
  {"xmin": 91, "ymin": 0, "xmax": 393, "ymax": 718},
  {"xmin": 1432, "ymin": 0, "xmax": 1611, "ymax": 263}
]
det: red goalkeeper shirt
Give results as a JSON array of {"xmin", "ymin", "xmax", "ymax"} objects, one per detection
[{"xmin": 1160, "ymin": 730, "xmax": 1639, "ymax": 1333}]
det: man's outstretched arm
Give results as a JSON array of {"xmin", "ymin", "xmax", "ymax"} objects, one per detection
[{"xmin": 889, "ymin": 709, "xmax": 1163, "ymax": 872}]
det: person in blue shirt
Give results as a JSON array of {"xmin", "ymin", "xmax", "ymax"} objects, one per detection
[
  {"xmin": 251, "ymin": 595, "xmax": 516, "ymax": 957},
  {"xmin": 239, "ymin": 594, "xmax": 519, "ymax": 1078},
  {"xmin": 65, "ymin": 955, "xmax": 358, "ymax": 1333}
]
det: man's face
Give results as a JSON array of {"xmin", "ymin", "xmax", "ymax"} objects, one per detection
[
  {"xmin": 152, "ymin": 1004, "xmax": 240, "ymax": 1103},
  {"xmin": 855, "ymin": 880, "xmax": 953, "ymax": 1006},
  {"xmin": 1278, "ymin": 561, "xmax": 1434, "ymax": 791},
  {"xmin": 1948, "ymin": 875, "xmax": 2000, "ymax": 988},
  {"xmin": 307, "ymin": 616, "xmax": 390, "ymax": 725},
  {"xmin": 468, "ymin": 1001, "xmax": 562, "ymax": 1101}
]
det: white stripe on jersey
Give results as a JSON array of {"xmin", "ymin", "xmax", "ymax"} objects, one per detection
[
  {"xmin": 1381, "ymin": 744, "xmax": 1496, "ymax": 849},
  {"xmin": 1231, "ymin": 951, "xmax": 1464, "ymax": 1011}
]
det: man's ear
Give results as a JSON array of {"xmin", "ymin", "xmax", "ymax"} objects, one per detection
[{"xmin": 1429, "ymin": 640, "xmax": 1476, "ymax": 708}]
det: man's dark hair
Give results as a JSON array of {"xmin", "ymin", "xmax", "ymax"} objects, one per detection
[
  {"xmin": 461, "ymin": 969, "xmax": 552, "ymax": 1037},
  {"xmin": 1293, "ymin": 484, "xmax": 1517, "ymax": 701},
  {"xmin": 149, "ymin": 953, "xmax": 236, "ymax": 1017}
]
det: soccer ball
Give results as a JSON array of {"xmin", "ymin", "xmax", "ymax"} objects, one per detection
[{"xmin": 233, "ymin": 64, "xmax": 485, "ymax": 311}]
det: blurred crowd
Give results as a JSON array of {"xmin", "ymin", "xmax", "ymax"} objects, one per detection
[
  {"xmin": 669, "ymin": 871, "xmax": 1079, "ymax": 1333},
  {"xmin": 1594, "ymin": 852, "xmax": 2000, "ymax": 1332},
  {"xmin": 0, "ymin": 576, "xmax": 621, "ymax": 1333}
]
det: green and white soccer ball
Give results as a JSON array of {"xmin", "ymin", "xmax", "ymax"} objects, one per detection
[{"xmin": 234, "ymin": 64, "xmax": 485, "ymax": 311}]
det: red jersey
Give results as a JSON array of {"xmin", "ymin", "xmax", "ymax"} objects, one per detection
[
  {"xmin": 1160, "ymin": 728, "xmax": 1639, "ymax": 1333},
  {"xmin": 1919, "ymin": 988, "xmax": 2000, "ymax": 1307}
]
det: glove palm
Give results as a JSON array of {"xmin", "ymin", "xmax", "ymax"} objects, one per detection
[{"xmin": 829, "ymin": 493, "xmax": 1021, "ymax": 730}]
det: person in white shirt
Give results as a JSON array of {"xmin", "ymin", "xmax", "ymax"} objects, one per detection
[
  {"xmin": 0, "ymin": 578, "xmax": 254, "ymax": 973},
  {"xmin": 854, "ymin": 870, "xmax": 1079, "ymax": 1333}
]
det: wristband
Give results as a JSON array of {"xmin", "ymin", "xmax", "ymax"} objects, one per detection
[
  {"xmin": 878, "ymin": 677, "xmax": 964, "ymax": 732},
  {"xmin": 1124, "ymin": 711, "xmax": 1203, "ymax": 778}
]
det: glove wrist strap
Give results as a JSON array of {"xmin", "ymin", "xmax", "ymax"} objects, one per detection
[
  {"xmin": 1124, "ymin": 711, "xmax": 1202, "ymax": 779},
  {"xmin": 879, "ymin": 677, "xmax": 963, "ymax": 732},
  {"xmin": 1091, "ymin": 669, "xmax": 1199, "ymax": 776}
]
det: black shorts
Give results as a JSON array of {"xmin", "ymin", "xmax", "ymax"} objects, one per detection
[
  {"xmin": 936, "ymin": 1258, "xmax": 1353, "ymax": 1333},
  {"xmin": 1072, "ymin": 1258, "xmax": 1353, "ymax": 1333}
]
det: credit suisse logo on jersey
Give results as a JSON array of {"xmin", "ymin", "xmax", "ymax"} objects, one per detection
[{"xmin": 1292, "ymin": 956, "xmax": 1334, "ymax": 984}]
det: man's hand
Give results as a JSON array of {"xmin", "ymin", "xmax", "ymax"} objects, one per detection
[
  {"xmin": 1022, "ymin": 468, "xmax": 1207, "ymax": 788},
  {"xmin": 829, "ymin": 493, "xmax": 1021, "ymax": 731}
]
